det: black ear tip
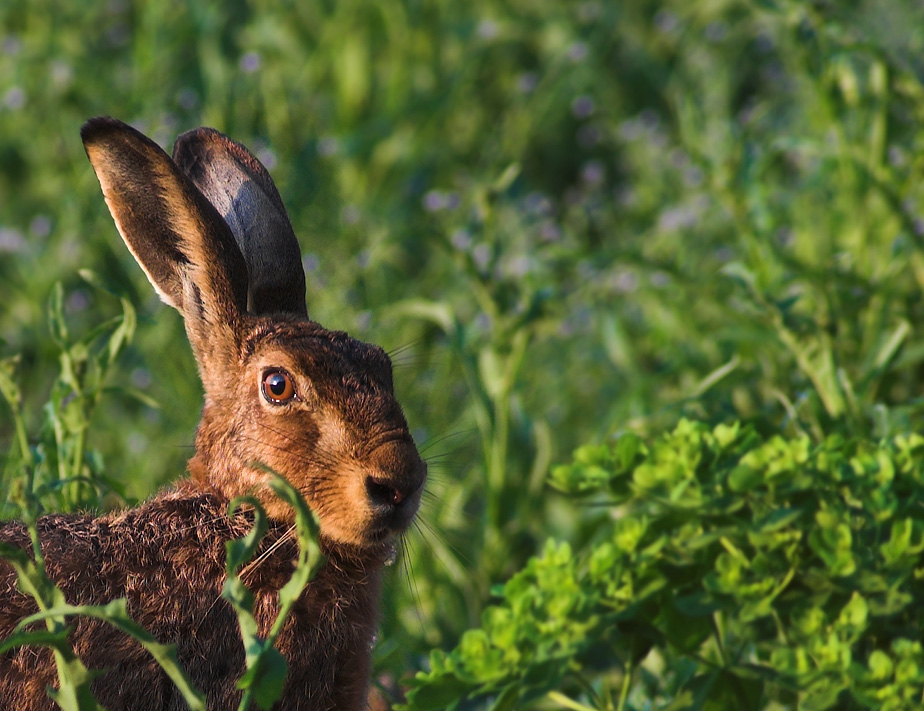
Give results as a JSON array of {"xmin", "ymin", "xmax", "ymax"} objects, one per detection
[
  {"xmin": 172, "ymin": 127, "xmax": 224, "ymax": 170},
  {"xmin": 80, "ymin": 116, "xmax": 124, "ymax": 144}
]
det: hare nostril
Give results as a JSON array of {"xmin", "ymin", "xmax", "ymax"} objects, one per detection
[{"xmin": 365, "ymin": 477, "xmax": 409, "ymax": 508}]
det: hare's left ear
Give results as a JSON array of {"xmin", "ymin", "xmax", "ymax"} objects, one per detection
[
  {"xmin": 173, "ymin": 128, "xmax": 307, "ymax": 317},
  {"xmin": 81, "ymin": 116, "xmax": 251, "ymax": 392}
]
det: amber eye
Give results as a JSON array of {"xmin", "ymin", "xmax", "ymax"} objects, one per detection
[{"xmin": 262, "ymin": 370, "xmax": 296, "ymax": 404}]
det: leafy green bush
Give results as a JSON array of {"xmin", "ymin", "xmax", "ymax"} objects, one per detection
[{"xmin": 405, "ymin": 420, "xmax": 924, "ymax": 711}]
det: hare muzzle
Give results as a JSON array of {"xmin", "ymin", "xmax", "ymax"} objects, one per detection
[{"xmin": 364, "ymin": 437, "xmax": 426, "ymax": 534}]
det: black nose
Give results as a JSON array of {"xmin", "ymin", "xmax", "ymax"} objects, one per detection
[{"xmin": 365, "ymin": 476, "xmax": 418, "ymax": 508}]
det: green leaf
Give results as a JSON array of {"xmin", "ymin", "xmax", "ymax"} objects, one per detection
[{"xmin": 15, "ymin": 601, "xmax": 206, "ymax": 711}]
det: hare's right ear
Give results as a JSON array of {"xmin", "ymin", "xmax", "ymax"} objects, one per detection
[
  {"xmin": 172, "ymin": 127, "xmax": 307, "ymax": 317},
  {"xmin": 81, "ymin": 117, "xmax": 249, "ymax": 378}
]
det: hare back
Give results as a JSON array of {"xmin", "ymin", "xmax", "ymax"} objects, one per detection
[{"xmin": 0, "ymin": 484, "xmax": 382, "ymax": 711}]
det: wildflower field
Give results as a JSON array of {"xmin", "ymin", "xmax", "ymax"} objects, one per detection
[{"xmin": 3, "ymin": 0, "xmax": 924, "ymax": 708}]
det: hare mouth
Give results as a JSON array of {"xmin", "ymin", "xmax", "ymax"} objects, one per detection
[{"xmin": 363, "ymin": 490, "xmax": 421, "ymax": 542}]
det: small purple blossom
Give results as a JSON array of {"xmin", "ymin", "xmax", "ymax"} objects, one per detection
[
  {"xmin": 29, "ymin": 215, "xmax": 52, "ymax": 238},
  {"xmin": 355, "ymin": 310, "xmax": 372, "ymax": 331},
  {"xmin": 650, "ymin": 271, "xmax": 672, "ymax": 288},
  {"xmin": 705, "ymin": 21, "xmax": 727, "ymax": 43},
  {"xmin": 342, "ymin": 205, "xmax": 361, "ymax": 225},
  {"xmin": 755, "ymin": 32, "xmax": 775, "ymax": 54},
  {"xmin": 639, "ymin": 108, "xmax": 660, "ymax": 130},
  {"xmin": 571, "ymin": 95, "xmax": 595, "ymax": 119},
  {"xmin": 472, "ymin": 243, "xmax": 491, "ymax": 271},
  {"xmin": 517, "ymin": 72, "xmax": 539, "ymax": 93},
  {"xmin": 0, "ymin": 227, "xmax": 25, "ymax": 253},
  {"xmin": 177, "ymin": 88, "xmax": 199, "ymax": 110},
  {"xmin": 684, "ymin": 166, "xmax": 704, "ymax": 188},
  {"xmin": 618, "ymin": 119, "xmax": 642, "ymax": 142},
  {"xmin": 612, "ymin": 269, "xmax": 638, "ymax": 294},
  {"xmin": 423, "ymin": 190, "xmax": 447, "ymax": 212},
  {"xmin": 658, "ymin": 204, "xmax": 700, "ymax": 232},
  {"xmin": 477, "ymin": 20, "xmax": 499, "ymax": 40},
  {"xmin": 506, "ymin": 255, "xmax": 532, "ymax": 278},
  {"xmin": 256, "ymin": 148, "xmax": 277, "ymax": 170},
  {"xmin": 1, "ymin": 35, "xmax": 21, "ymax": 55},
  {"xmin": 581, "ymin": 160, "xmax": 605, "ymax": 187},
  {"xmin": 4, "ymin": 87, "xmax": 25, "ymax": 110},
  {"xmin": 539, "ymin": 221, "xmax": 562, "ymax": 243},
  {"xmin": 51, "ymin": 61, "xmax": 73, "ymax": 87},
  {"xmin": 567, "ymin": 41, "xmax": 589, "ymax": 62},
  {"xmin": 888, "ymin": 146, "xmax": 906, "ymax": 167},
  {"xmin": 240, "ymin": 51, "xmax": 262, "ymax": 73},
  {"xmin": 317, "ymin": 137, "xmax": 339, "ymax": 157},
  {"xmin": 131, "ymin": 368, "xmax": 152, "ymax": 389},
  {"xmin": 451, "ymin": 229, "xmax": 473, "ymax": 251},
  {"xmin": 302, "ymin": 254, "xmax": 320, "ymax": 273},
  {"xmin": 66, "ymin": 289, "xmax": 91, "ymax": 314},
  {"xmin": 524, "ymin": 192, "xmax": 554, "ymax": 217},
  {"xmin": 654, "ymin": 10, "xmax": 677, "ymax": 34}
]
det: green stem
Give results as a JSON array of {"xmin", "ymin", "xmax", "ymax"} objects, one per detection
[{"xmin": 616, "ymin": 658, "xmax": 633, "ymax": 711}]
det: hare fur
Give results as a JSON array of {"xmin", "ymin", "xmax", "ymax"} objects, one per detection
[{"xmin": 0, "ymin": 117, "xmax": 426, "ymax": 710}]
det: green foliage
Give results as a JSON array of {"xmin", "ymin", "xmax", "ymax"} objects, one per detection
[
  {"xmin": 4, "ymin": 0, "xmax": 924, "ymax": 707},
  {"xmin": 404, "ymin": 420, "xmax": 924, "ymax": 711},
  {"xmin": 1, "ymin": 272, "xmax": 139, "ymax": 517},
  {"xmin": 223, "ymin": 470, "xmax": 325, "ymax": 711}
]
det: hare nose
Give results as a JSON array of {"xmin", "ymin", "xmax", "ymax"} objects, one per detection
[{"xmin": 365, "ymin": 476, "xmax": 417, "ymax": 508}]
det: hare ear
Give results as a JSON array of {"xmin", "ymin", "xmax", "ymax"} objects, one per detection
[
  {"xmin": 172, "ymin": 128, "xmax": 307, "ymax": 317},
  {"xmin": 81, "ymin": 117, "xmax": 250, "ymax": 373}
]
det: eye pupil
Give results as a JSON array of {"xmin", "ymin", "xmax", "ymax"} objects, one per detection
[
  {"xmin": 262, "ymin": 371, "xmax": 295, "ymax": 403},
  {"xmin": 269, "ymin": 374, "xmax": 286, "ymax": 395}
]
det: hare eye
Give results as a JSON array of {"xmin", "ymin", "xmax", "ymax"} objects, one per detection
[{"xmin": 262, "ymin": 371, "xmax": 296, "ymax": 404}]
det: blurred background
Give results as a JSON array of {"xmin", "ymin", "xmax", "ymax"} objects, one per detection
[{"xmin": 3, "ymin": 0, "xmax": 924, "ymax": 697}]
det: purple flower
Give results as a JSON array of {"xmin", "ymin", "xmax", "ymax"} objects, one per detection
[
  {"xmin": 423, "ymin": 190, "xmax": 447, "ymax": 212},
  {"xmin": 567, "ymin": 41, "xmax": 588, "ymax": 62},
  {"xmin": 581, "ymin": 160, "xmax": 606, "ymax": 187},
  {"xmin": 240, "ymin": 51, "xmax": 262, "ymax": 73},
  {"xmin": 517, "ymin": 72, "xmax": 538, "ymax": 93},
  {"xmin": 317, "ymin": 137, "xmax": 339, "ymax": 157},
  {"xmin": 571, "ymin": 95, "xmax": 595, "ymax": 119}
]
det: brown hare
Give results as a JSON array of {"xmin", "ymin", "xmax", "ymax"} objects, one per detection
[{"xmin": 0, "ymin": 117, "xmax": 426, "ymax": 710}]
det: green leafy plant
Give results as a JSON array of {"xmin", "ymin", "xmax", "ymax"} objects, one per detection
[
  {"xmin": 404, "ymin": 420, "xmax": 924, "ymax": 711},
  {"xmin": 0, "ymin": 272, "xmax": 141, "ymax": 517},
  {"xmin": 223, "ymin": 468, "xmax": 325, "ymax": 711}
]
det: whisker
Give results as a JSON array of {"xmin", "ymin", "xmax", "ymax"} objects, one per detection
[
  {"xmin": 401, "ymin": 528, "xmax": 427, "ymax": 636},
  {"xmin": 386, "ymin": 339, "xmax": 422, "ymax": 359},
  {"xmin": 416, "ymin": 515, "xmax": 473, "ymax": 568},
  {"xmin": 418, "ymin": 429, "xmax": 474, "ymax": 455}
]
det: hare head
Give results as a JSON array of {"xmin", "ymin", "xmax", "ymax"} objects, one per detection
[{"xmin": 81, "ymin": 117, "xmax": 426, "ymax": 549}]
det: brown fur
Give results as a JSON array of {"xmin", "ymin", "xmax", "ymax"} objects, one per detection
[{"xmin": 0, "ymin": 118, "xmax": 426, "ymax": 710}]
